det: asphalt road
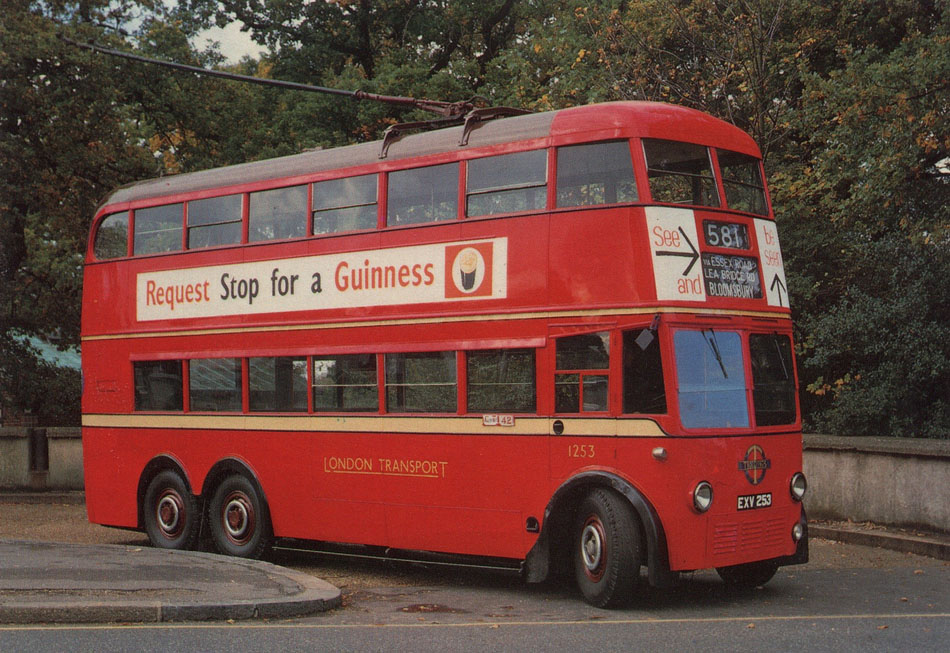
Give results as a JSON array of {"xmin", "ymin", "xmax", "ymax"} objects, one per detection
[{"xmin": 1, "ymin": 497, "xmax": 948, "ymax": 651}]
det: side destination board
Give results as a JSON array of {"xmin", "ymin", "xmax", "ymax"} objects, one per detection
[
  {"xmin": 647, "ymin": 207, "xmax": 789, "ymax": 308},
  {"xmin": 701, "ymin": 253, "xmax": 762, "ymax": 299}
]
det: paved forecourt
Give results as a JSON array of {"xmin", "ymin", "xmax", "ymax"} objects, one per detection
[{"xmin": 0, "ymin": 540, "xmax": 340, "ymax": 624}]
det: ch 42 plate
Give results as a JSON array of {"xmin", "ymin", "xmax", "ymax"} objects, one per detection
[{"xmin": 737, "ymin": 492, "xmax": 772, "ymax": 511}]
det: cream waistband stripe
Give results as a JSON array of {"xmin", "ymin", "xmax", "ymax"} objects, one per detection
[
  {"xmin": 82, "ymin": 306, "xmax": 788, "ymax": 342},
  {"xmin": 81, "ymin": 413, "xmax": 667, "ymax": 437}
]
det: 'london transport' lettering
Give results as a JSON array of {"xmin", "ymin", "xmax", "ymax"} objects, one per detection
[{"xmin": 323, "ymin": 456, "xmax": 448, "ymax": 478}]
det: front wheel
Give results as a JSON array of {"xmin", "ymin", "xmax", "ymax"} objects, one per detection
[
  {"xmin": 573, "ymin": 488, "xmax": 643, "ymax": 608},
  {"xmin": 143, "ymin": 470, "xmax": 200, "ymax": 550},
  {"xmin": 208, "ymin": 474, "xmax": 272, "ymax": 559},
  {"xmin": 716, "ymin": 560, "xmax": 779, "ymax": 588}
]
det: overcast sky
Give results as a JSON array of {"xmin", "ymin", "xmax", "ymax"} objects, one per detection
[{"xmin": 194, "ymin": 20, "xmax": 265, "ymax": 63}]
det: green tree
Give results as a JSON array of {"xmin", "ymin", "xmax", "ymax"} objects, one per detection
[
  {"xmin": 0, "ymin": 0, "xmax": 281, "ymax": 423},
  {"xmin": 775, "ymin": 4, "xmax": 950, "ymax": 436},
  {"xmin": 511, "ymin": 1, "xmax": 949, "ymax": 436},
  {"xmin": 184, "ymin": 0, "xmax": 532, "ymax": 142},
  {"xmin": 3, "ymin": 0, "xmax": 948, "ymax": 435}
]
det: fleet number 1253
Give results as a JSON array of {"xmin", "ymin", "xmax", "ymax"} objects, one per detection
[{"xmin": 568, "ymin": 444, "xmax": 596, "ymax": 458}]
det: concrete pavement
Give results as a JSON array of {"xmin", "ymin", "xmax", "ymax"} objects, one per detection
[
  {"xmin": 809, "ymin": 519, "xmax": 950, "ymax": 561},
  {"xmin": 1, "ymin": 491, "xmax": 948, "ymax": 624},
  {"xmin": 0, "ymin": 540, "xmax": 340, "ymax": 624}
]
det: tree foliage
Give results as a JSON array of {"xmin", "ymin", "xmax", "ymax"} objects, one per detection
[
  {"xmin": 0, "ymin": 0, "xmax": 280, "ymax": 423},
  {"xmin": 1, "ymin": 0, "xmax": 947, "ymax": 434}
]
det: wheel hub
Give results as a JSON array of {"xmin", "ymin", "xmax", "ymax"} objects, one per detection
[
  {"xmin": 222, "ymin": 492, "xmax": 254, "ymax": 543},
  {"xmin": 156, "ymin": 492, "xmax": 183, "ymax": 537},
  {"xmin": 581, "ymin": 517, "xmax": 606, "ymax": 580}
]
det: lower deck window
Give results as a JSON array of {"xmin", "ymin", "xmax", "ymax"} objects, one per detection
[
  {"xmin": 555, "ymin": 332, "xmax": 610, "ymax": 413},
  {"xmin": 674, "ymin": 330, "xmax": 748, "ymax": 428},
  {"xmin": 133, "ymin": 360, "xmax": 182, "ymax": 411},
  {"xmin": 249, "ymin": 357, "xmax": 307, "ymax": 412},
  {"xmin": 189, "ymin": 358, "xmax": 242, "ymax": 412},
  {"xmin": 467, "ymin": 348, "xmax": 536, "ymax": 413},
  {"xmin": 386, "ymin": 352, "xmax": 457, "ymax": 413},
  {"xmin": 313, "ymin": 354, "xmax": 379, "ymax": 412}
]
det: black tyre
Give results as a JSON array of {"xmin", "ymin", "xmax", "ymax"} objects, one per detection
[
  {"xmin": 573, "ymin": 488, "xmax": 643, "ymax": 608},
  {"xmin": 208, "ymin": 474, "xmax": 272, "ymax": 559},
  {"xmin": 716, "ymin": 560, "xmax": 779, "ymax": 588},
  {"xmin": 143, "ymin": 469, "xmax": 200, "ymax": 550}
]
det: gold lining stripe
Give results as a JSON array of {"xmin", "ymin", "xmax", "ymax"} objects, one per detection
[
  {"xmin": 81, "ymin": 413, "xmax": 666, "ymax": 437},
  {"xmin": 81, "ymin": 306, "xmax": 789, "ymax": 342}
]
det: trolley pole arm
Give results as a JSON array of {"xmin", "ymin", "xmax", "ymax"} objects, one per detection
[{"xmin": 58, "ymin": 36, "xmax": 473, "ymax": 119}]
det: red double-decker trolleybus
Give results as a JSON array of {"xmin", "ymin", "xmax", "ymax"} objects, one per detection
[{"xmin": 81, "ymin": 101, "xmax": 807, "ymax": 607}]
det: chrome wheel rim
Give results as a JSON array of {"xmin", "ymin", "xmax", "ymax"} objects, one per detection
[
  {"xmin": 580, "ymin": 517, "xmax": 607, "ymax": 581},
  {"xmin": 222, "ymin": 492, "xmax": 255, "ymax": 545},
  {"xmin": 156, "ymin": 491, "xmax": 184, "ymax": 539}
]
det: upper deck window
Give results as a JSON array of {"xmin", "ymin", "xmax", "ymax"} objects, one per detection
[
  {"xmin": 467, "ymin": 150, "xmax": 547, "ymax": 216},
  {"xmin": 94, "ymin": 212, "xmax": 129, "ymax": 260},
  {"xmin": 188, "ymin": 194, "xmax": 243, "ymax": 249},
  {"xmin": 556, "ymin": 141, "xmax": 637, "ymax": 207},
  {"xmin": 718, "ymin": 150, "xmax": 768, "ymax": 215},
  {"xmin": 134, "ymin": 204, "xmax": 183, "ymax": 255},
  {"xmin": 643, "ymin": 139, "xmax": 719, "ymax": 208},
  {"xmin": 249, "ymin": 185, "xmax": 308, "ymax": 242},
  {"xmin": 387, "ymin": 163, "xmax": 459, "ymax": 226},
  {"xmin": 313, "ymin": 174, "xmax": 378, "ymax": 234}
]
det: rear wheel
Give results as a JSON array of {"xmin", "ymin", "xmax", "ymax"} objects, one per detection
[
  {"xmin": 716, "ymin": 560, "xmax": 779, "ymax": 588},
  {"xmin": 143, "ymin": 470, "xmax": 200, "ymax": 550},
  {"xmin": 573, "ymin": 488, "xmax": 642, "ymax": 608},
  {"xmin": 208, "ymin": 474, "xmax": 272, "ymax": 559}
]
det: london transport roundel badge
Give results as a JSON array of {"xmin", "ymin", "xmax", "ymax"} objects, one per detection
[{"xmin": 738, "ymin": 445, "xmax": 771, "ymax": 485}]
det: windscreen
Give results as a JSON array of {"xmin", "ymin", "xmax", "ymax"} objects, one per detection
[
  {"xmin": 750, "ymin": 334, "xmax": 797, "ymax": 425},
  {"xmin": 674, "ymin": 329, "xmax": 749, "ymax": 428}
]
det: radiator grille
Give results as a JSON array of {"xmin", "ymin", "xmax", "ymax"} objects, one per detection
[{"xmin": 712, "ymin": 516, "xmax": 785, "ymax": 558}]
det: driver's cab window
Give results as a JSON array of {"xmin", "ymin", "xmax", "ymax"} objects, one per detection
[
  {"xmin": 623, "ymin": 327, "xmax": 667, "ymax": 414},
  {"xmin": 555, "ymin": 332, "xmax": 609, "ymax": 413}
]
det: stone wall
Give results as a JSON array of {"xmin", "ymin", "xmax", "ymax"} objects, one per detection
[
  {"xmin": 803, "ymin": 434, "xmax": 950, "ymax": 534},
  {"xmin": 0, "ymin": 427, "xmax": 82, "ymax": 490},
  {"xmin": 2, "ymin": 428, "xmax": 948, "ymax": 535}
]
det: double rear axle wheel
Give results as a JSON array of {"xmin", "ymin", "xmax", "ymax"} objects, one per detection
[
  {"xmin": 207, "ymin": 474, "xmax": 272, "ymax": 559},
  {"xmin": 142, "ymin": 470, "xmax": 271, "ymax": 559},
  {"xmin": 142, "ymin": 474, "xmax": 777, "ymax": 606}
]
